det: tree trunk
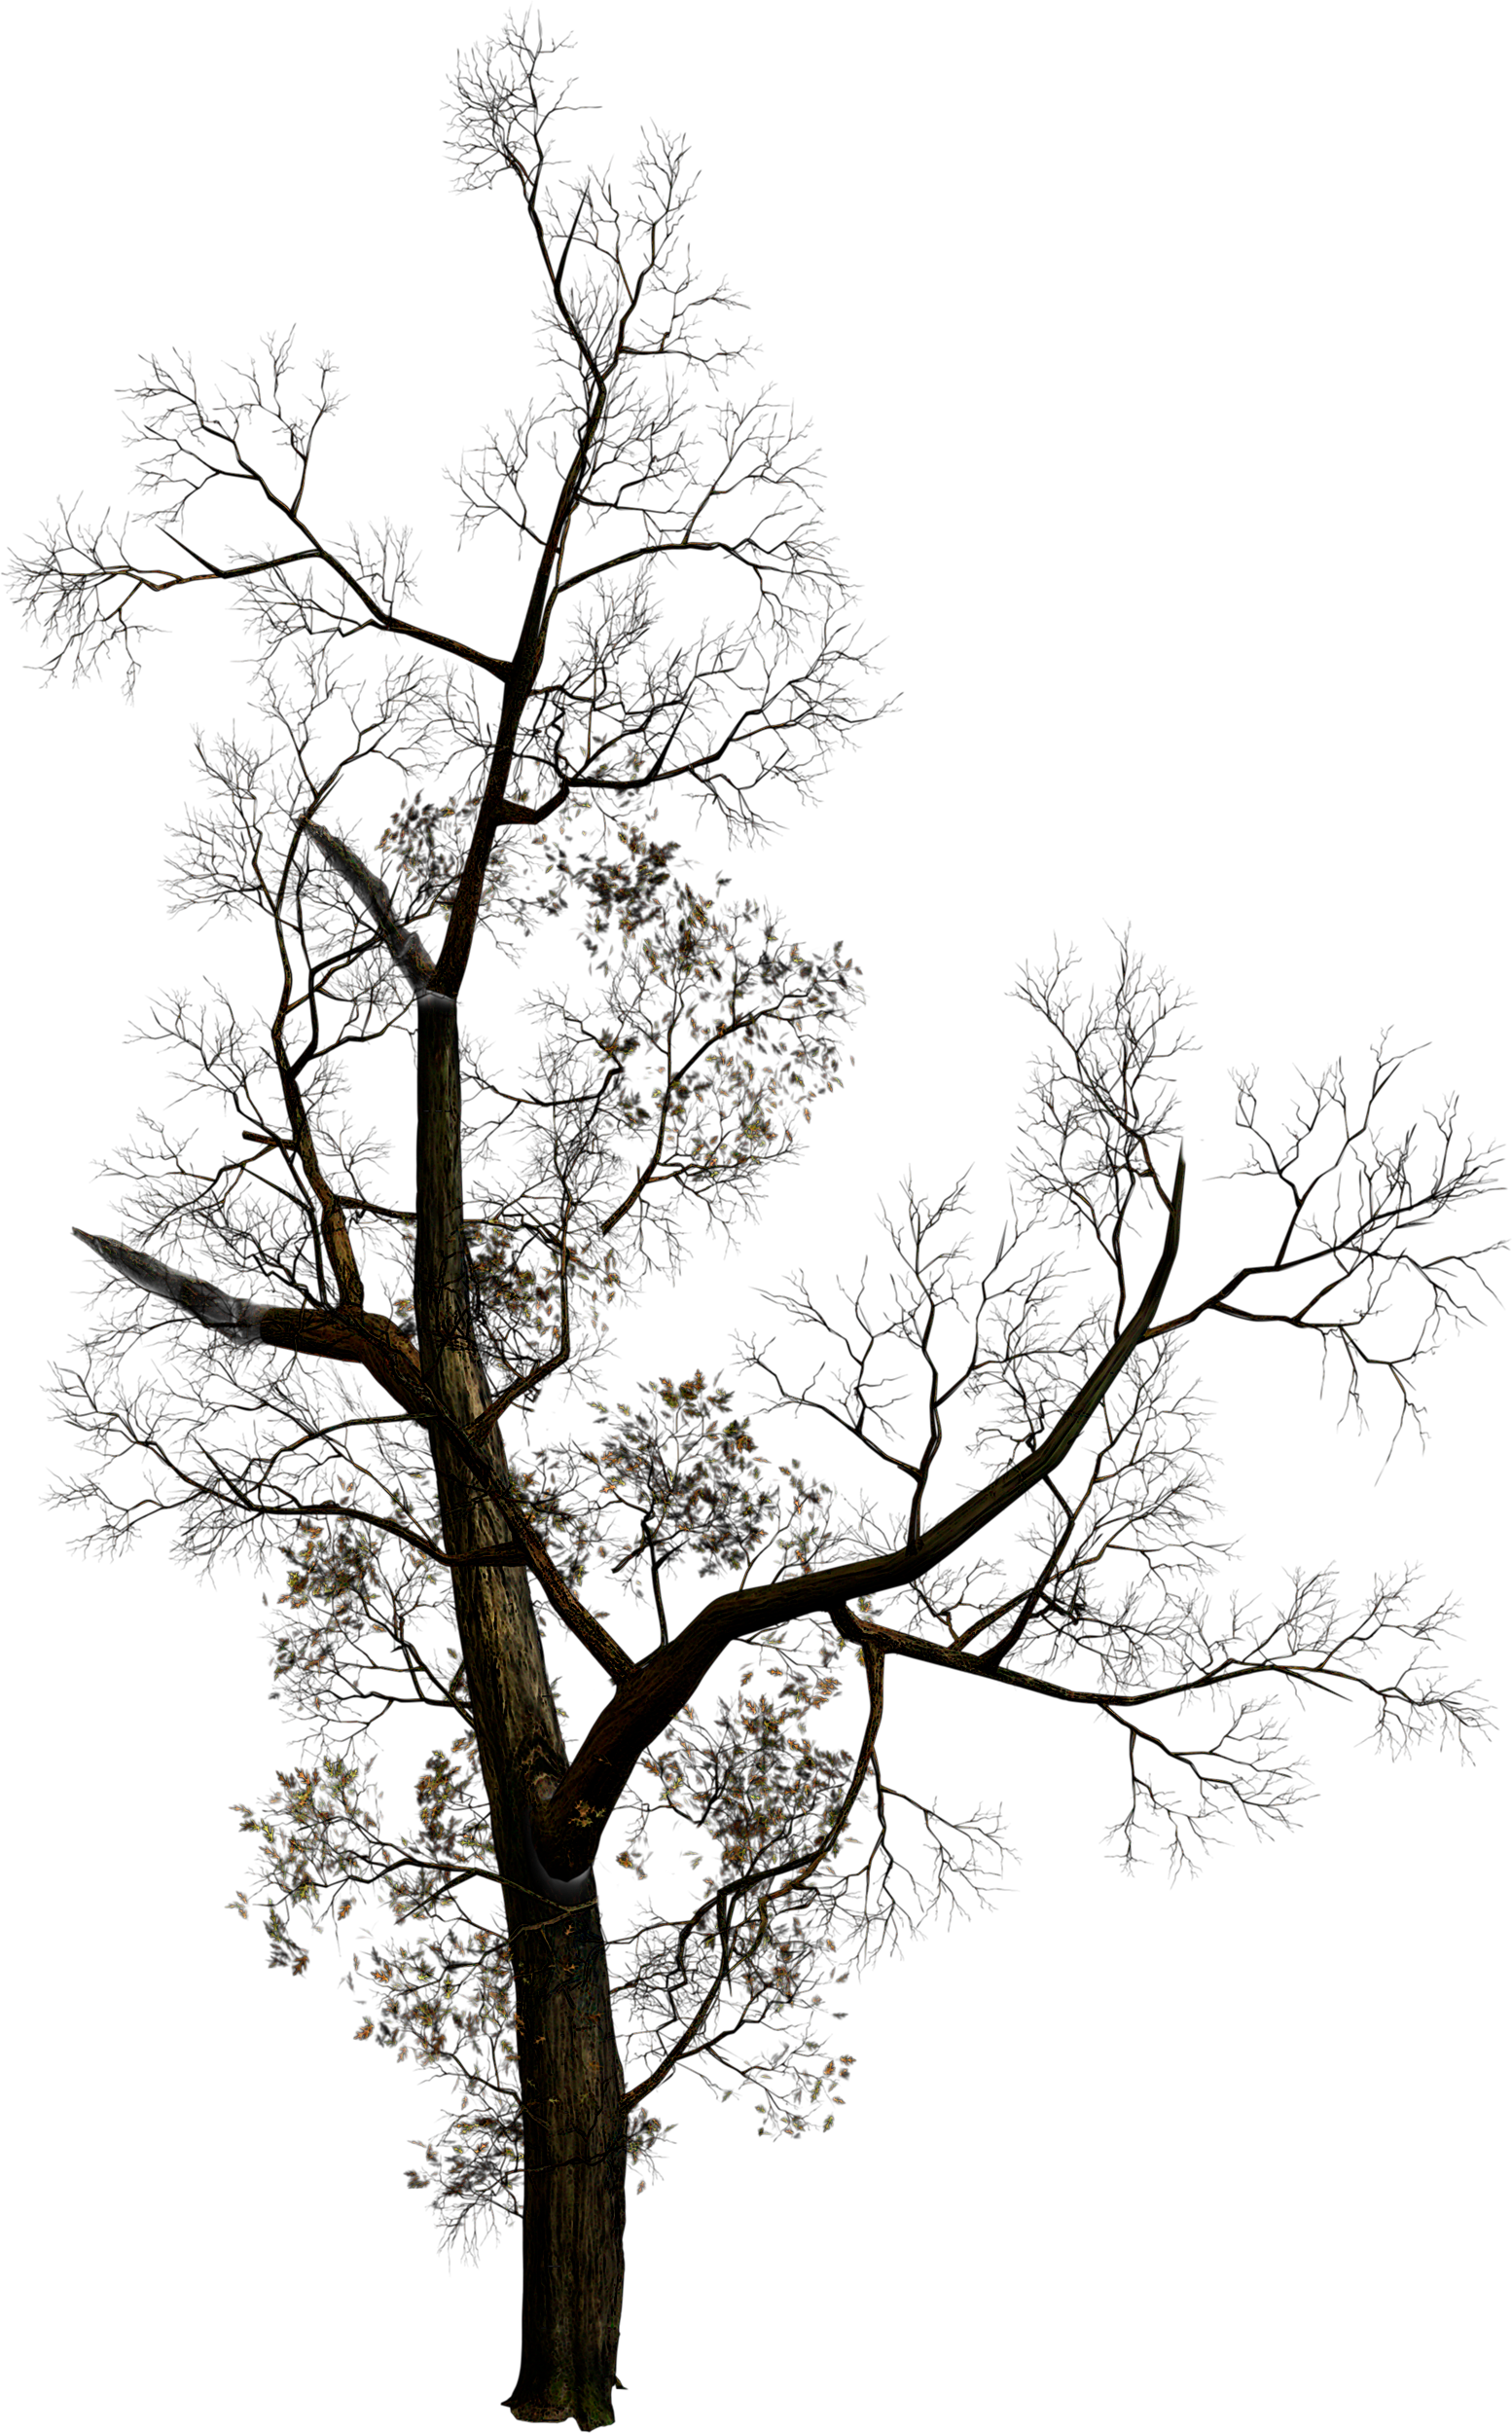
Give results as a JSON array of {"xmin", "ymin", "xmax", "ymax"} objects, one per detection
[
  {"xmin": 505, "ymin": 1855, "xmax": 627, "ymax": 2425},
  {"xmin": 415, "ymin": 995, "xmax": 627, "ymax": 2425}
]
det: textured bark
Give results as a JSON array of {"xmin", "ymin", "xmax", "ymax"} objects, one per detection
[{"xmin": 416, "ymin": 995, "xmax": 627, "ymax": 2426}]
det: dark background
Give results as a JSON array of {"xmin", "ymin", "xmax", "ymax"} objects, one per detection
[{"xmin": 23, "ymin": 28, "xmax": 1507, "ymax": 2423}]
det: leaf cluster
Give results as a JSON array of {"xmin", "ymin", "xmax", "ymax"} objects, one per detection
[{"xmin": 226, "ymin": 1515, "xmax": 959, "ymax": 2225}]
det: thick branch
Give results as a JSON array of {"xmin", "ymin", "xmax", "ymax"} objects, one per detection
[
  {"xmin": 306, "ymin": 819, "xmax": 441, "ymax": 999},
  {"xmin": 74, "ymin": 1227, "xmax": 635, "ymax": 1683},
  {"xmin": 445, "ymin": 360, "xmax": 622, "ymax": 988},
  {"xmin": 428, "ymin": 315, "xmax": 615, "ymax": 1001},
  {"xmin": 535, "ymin": 1155, "xmax": 1186, "ymax": 1875},
  {"xmin": 72, "ymin": 1230, "xmax": 422, "ymax": 1403}
]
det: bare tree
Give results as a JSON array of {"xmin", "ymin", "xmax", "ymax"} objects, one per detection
[{"xmin": 35, "ymin": 66, "xmax": 1497, "ymax": 2423}]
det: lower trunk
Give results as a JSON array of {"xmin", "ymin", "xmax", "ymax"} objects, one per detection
[
  {"xmin": 448, "ymin": 1555, "xmax": 630, "ymax": 2424},
  {"xmin": 505, "ymin": 1870, "xmax": 627, "ymax": 2426}
]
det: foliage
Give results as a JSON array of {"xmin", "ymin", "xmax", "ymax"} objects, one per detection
[{"xmin": 232, "ymin": 1450, "xmax": 875, "ymax": 2229}]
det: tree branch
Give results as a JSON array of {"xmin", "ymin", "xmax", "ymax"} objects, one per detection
[
  {"xmin": 72, "ymin": 1229, "xmax": 421, "ymax": 1400},
  {"xmin": 558, "ymin": 542, "xmax": 743, "ymax": 594},
  {"xmin": 305, "ymin": 818, "xmax": 442, "ymax": 999},
  {"xmin": 72, "ymin": 1226, "xmax": 636, "ymax": 1686},
  {"xmin": 267, "ymin": 1005, "xmax": 369, "ymax": 1316},
  {"xmin": 427, "ymin": 258, "xmax": 614, "ymax": 1000},
  {"xmin": 535, "ymin": 1154, "xmax": 1186, "ymax": 1875}
]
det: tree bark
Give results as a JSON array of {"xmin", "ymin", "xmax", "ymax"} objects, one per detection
[{"xmin": 416, "ymin": 995, "xmax": 627, "ymax": 2426}]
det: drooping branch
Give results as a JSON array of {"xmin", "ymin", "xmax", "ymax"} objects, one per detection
[
  {"xmin": 819, "ymin": 1600, "xmax": 1199, "ymax": 1705},
  {"xmin": 841, "ymin": 1606, "xmax": 1410, "ymax": 1800},
  {"xmin": 63, "ymin": 557, "xmax": 520, "ymax": 681},
  {"xmin": 61, "ymin": 552, "xmax": 325, "ymax": 594},
  {"xmin": 266, "ymin": 997, "xmax": 370, "ymax": 1320},
  {"xmin": 621, "ymin": 1636, "xmax": 884, "ymax": 2112},
  {"xmin": 774, "ymin": 1634, "xmax": 887, "ymax": 1904}
]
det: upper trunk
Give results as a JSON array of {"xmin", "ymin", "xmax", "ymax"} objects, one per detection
[{"xmin": 416, "ymin": 995, "xmax": 628, "ymax": 2426}]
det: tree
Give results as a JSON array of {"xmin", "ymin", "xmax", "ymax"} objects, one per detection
[{"xmin": 35, "ymin": 43, "xmax": 1507, "ymax": 2433}]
